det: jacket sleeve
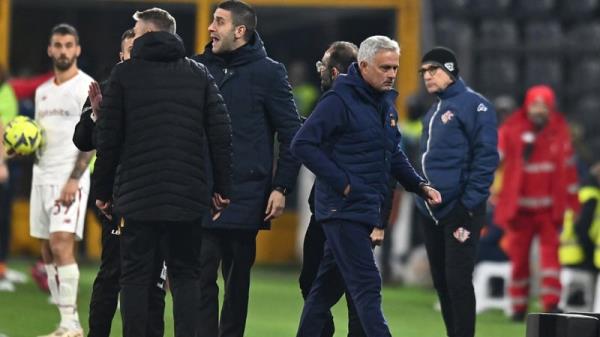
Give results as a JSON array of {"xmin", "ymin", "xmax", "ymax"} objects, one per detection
[
  {"xmin": 291, "ymin": 94, "xmax": 349, "ymax": 195},
  {"xmin": 93, "ymin": 67, "xmax": 124, "ymax": 202},
  {"xmin": 72, "ymin": 103, "xmax": 96, "ymax": 152},
  {"xmin": 202, "ymin": 66, "xmax": 233, "ymax": 198},
  {"xmin": 390, "ymin": 125, "xmax": 425, "ymax": 194},
  {"xmin": 264, "ymin": 63, "xmax": 302, "ymax": 192},
  {"xmin": 461, "ymin": 102, "xmax": 500, "ymax": 211}
]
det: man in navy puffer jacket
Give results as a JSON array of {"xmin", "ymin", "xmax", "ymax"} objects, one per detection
[
  {"xmin": 417, "ymin": 47, "xmax": 499, "ymax": 337},
  {"xmin": 292, "ymin": 35, "xmax": 442, "ymax": 337}
]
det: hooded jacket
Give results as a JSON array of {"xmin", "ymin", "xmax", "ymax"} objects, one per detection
[
  {"xmin": 494, "ymin": 85, "xmax": 579, "ymax": 227},
  {"xmin": 193, "ymin": 32, "xmax": 301, "ymax": 230},
  {"xmin": 291, "ymin": 63, "xmax": 424, "ymax": 228},
  {"xmin": 94, "ymin": 31, "xmax": 233, "ymax": 222}
]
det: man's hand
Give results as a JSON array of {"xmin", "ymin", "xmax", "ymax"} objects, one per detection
[
  {"xmin": 422, "ymin": 184, "xmax": 442, "ymax": 206},
  {"xmin": 57, "ymin": 178, "xmax": 80, "ymax": 207},
  {"xmin": 264, "ymin": 189, "xmax": 285, "ymax": 221},
  {"xmin": 95, "ymin": 199, "xmax": 113, "ymax": 220},
  {"xmin": 370, "ymin": 227, "xmax": 385, "ymax": 246},
  {"xmin": 88, "ymin": 81, "xmax": 103, "ymax": 119},
  {"xmin": 0, "ymin": 162, "xmax": 8, "ymax": 184},
  {"xmin": 211, "ymin": 192, "xmax": 230, "ymax": 220}
]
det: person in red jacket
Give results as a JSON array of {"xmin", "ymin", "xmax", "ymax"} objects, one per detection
[{"xmin": 494, "ymin": 85, "xmax": 579, "ymax": 321}]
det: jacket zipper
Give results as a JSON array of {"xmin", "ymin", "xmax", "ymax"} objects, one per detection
[
  {"xmin": 219, "ymin": 67, "xmax": 234, "ymax": 88},
  {"xmin": 421, "ymin": 100, "xmax": 442, "ymax": 223}
]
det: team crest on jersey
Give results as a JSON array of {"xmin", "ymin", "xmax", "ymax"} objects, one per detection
[
  {"xmin": 441, "ymin": 110, "xmax": 454, "ymax": 124},
  {"xmin": 477, "ymin": 103, "xmax": 488, "ymax": 112},
  {"xmin": 453, "ymin": 227, "xmax": 471, "ymax": 243}
]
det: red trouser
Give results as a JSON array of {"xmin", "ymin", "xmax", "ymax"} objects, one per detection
[{"xmin": 505, "ymin": 210, "xmax": 561, "ymax": 313}]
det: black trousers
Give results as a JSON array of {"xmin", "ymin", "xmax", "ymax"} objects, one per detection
[
  {"xmin": 88, "ymin": 215, "xmax": 166, "ymax": 337},
  {"xmin": 0, "ymin": 181, "xmax": 11, "ymax": 263},
  {"xmin": 299, "ymin": 215, "xmax": 365, "ymax": 337},
  {"xmin": 197, "ymin": 228, "xmax": 258, "ymax": 337},
  {"xmin": 422, "ymin": 204, "xmax": 484, "ymax": 337},
  {"xmin": 119, "ymin": 217, "xmax": 204, "ymax": 337}
]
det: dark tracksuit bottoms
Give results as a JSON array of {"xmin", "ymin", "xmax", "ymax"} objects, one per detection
[
  {"xmin": 297, "ymin": 220, "xmax": 391, "ymax": 337},
  {"xmin": 88, "ymin": 215, "xmax": 166, "ymax": 337},
  {"xmin": 299, "ymin": 214, "xmax": 365, "ymax": 337}
]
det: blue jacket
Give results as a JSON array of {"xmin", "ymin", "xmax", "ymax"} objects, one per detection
[
  {"xmin": 416, "ymin": 78, "xmax": 499, "ymax": 222},
  {"xmin": 193, "ymin": 32, "xmax": 302, "ymax": 230},
  {"xmin": 291, "ymin": 63, "xmax": 425, "ymax": 228}
]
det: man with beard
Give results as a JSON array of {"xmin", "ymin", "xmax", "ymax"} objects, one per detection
[
  {"xmin": 31, "ymin": 23, "xmax": 94, "ymax": 337},
  {"xmin": 192, "ymin": 1, "xmax": 301, "ymax": 337},
  {"xmin": 494, "ymin": 85, "xmax": 579, "ymax": 320},
  {"xmin": 299, "ymin": 41, "xmax": 367, "ymax": 337}
]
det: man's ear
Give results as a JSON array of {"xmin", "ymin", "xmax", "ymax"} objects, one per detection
[
  {"xmin": 331, "ymin": 67, "xmax": 340, "ymax": 79},
  {"xmin": 234, "ymin": 25, "xmax": 246, "ymax": 40}
]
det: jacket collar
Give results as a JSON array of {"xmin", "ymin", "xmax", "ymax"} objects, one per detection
[
  {"xmin": 201, "ymin": 31, "xmax": 267, "ymax": 67},
  {"xmin": 334, "ymin": 63, "xmax": 398, "ymax": 108},
  {"xmin": 437, "ymin": 77, "xmax": 467, "ymax": 100}
]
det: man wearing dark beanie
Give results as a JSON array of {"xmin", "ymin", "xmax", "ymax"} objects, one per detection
[{"xmin": 416, "ymin": 47, "xmax": 499, "ymax": 337}]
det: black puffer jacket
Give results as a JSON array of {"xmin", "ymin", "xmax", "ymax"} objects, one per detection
[
  {"xmin": 193, "ymin": 32, "xmax": 301, "ymax": 230},
  {"xmin": 94, "ymin": 31, "xmax": 233, "ymax": 222}
]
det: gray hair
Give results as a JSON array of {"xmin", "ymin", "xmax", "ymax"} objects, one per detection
[
  {"xmin": 357, "ymin": 36, "xmax": 400, "ymax": 63},
  {"xmin": 133, "ymin": 7, "xmax": 176, "ymax": 34}
]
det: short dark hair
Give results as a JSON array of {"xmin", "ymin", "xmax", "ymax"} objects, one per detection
[
  {"xmin": 327, "ymin": 41, "xmax": 358, "ymax": 73},
  {"xmin": 217, "ymin": 0, "xmax": 257, "ymax": 41},
  {"xmin": 49, "ymin": 23, "xmax": 79, "ymax": 45},
  {"xmin": 120, "ymin": 29, "xmax": 135, "ymax": 51},
  {"xmin": 133, "ymin": 7, "xmax": 176, "ymax": 34}
]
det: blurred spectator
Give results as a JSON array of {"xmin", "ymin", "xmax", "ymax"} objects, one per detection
[
  {"xmin": 493, "ymin": 95, "xmax": 516, "ymax": 125},
  {"xmin": 559, "ymin": 161, "xmax": 600, "ymax": 271},
  {"xmin": 495, "ymin": 85, "xmax": 580, "ymax": 321},
  {"xmin": 0, "ymin": 65, "xmax": 19, "ymax": 292},
  {"xmin": 289, "ymin": 60, "xmax": 319, "ymax": 118}
]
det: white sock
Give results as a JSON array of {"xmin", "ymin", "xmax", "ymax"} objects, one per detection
[
  {"xmin": 56, "ymin": 264, "xmax": 81, "ymax": 330},
  {"xmin": 44, "ymin": 264, "xmax": 59, "ymax": 305}
]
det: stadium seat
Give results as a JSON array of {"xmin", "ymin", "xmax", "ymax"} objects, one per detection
[
  {"xmin": 516, "ymin": 0, "xmax": 556, "ymax": 16},
  {"xmin": 474, "ymin": 261, "xmax": 512, "ymax": 315},
  {"xmin": 470, "ymin": 0, "xmax": 512, "ymax": 17},
  {"xmin": 434, "ymin": 19, "xmax": 476, "ymax": 82},
  {"xmin": 526, "ymin": 313, "xmax": 599, "ymax": 337},
  {"xmin": 561, "ymin": 0, "xmax": 599, "ymax": 19},
  {"xmin": 569, "ymin": 59, "xmax": 600, "ymax": 94},
  {"xmin": 478, "ymin": 56, "xmax": 519, "ymax": 96},
  {"xmin": 570, "ymin": 96, "xmax": 600, "ymax": 134},
  {"xmin": 524, "ymin": 57, "xmax": 563, "ymax": 92},
  {"xmin": 431, "ymin": 0, "xmax": 470, "ymax": 16},
  {"xmin": 479, "ymin": 19, "xmax": 519, "ymax": 49},
  {"xmin": 566, "ymin": 22, "xmax": 600, "ymax": 54},
  {"xmin": 558, "ymin": 268, "xmax": 596, "ymax": 312},
  {"xmin": 524, "ymin": 20, "xmax": 563, "ymax": 50}
]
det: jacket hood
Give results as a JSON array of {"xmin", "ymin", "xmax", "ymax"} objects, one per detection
[
  {"xmin": 334, "ymin": 62, "xmax": 398, "ymax": 107},
  {"xmin": 510, "ymin": 85, "xmax": 563, "ymax": 126},
  {"xmin": 201, "ymin": 31, "xmax": 267, "ymax": 67},
  {"xmin": 132, "ymin": 31, "xmax": 186, "ymax": 62}
]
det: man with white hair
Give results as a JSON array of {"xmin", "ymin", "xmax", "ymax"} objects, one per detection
[{"xmin": 292, "ymin": 35, "xmax": 442, "ymax": 337}]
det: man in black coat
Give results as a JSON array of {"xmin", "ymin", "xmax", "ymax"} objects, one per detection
[
  {"xmin": 93, "ymin": 8, "xmax": 233, "ymax": 337},
  {"xmin": 192, "ymin": 1, "xmax": 301, "ymax": 337},
  {"xmin": 73, "ymin": 29, "xmax": 166, "ymax": 337}
]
